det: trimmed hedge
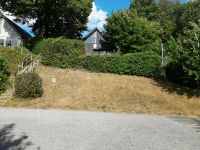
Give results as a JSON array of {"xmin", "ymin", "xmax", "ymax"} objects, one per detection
[
  {"xmin": 34, "ymin": 37, "xmax": 161, "ymax": 78},
  {"xmin": 0, "ymin": 59, "xmax": 8, "ymax": 94},
  {"xmin": 15, "ymin": 73, "xmax": 43, "ymax": 98},
  {"xmin": 80, "ymin": 52, "xmax": 161, "ymax": 77},
  {"xmin": 33, "ymin": 37, "xmax": 85, "ymax": 67}
]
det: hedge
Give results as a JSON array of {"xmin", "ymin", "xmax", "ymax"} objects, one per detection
[
  {"xmin": 0, "ymin": 59, "xmax": 8, "ymax": 94},
  {"xmin": 33, "ymin": 37, "xmax": 85, "ymax": 67},
  {"xmin": 15, "ymin": 72, "xmax": 43, "ymax": 98},
  {"xmin": 34, "ymin": 37, "xmax": 162, "ymax": 78},
  {"xmin": 80, "ymin": 52, "xmax": 161, "ymax": 77}
]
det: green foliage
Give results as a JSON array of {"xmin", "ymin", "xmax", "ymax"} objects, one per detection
[
  {"xmin": 33, "ymin": 37, "xmax": 85, "ymax": 67},
  {"xmin": 131, "ymin": 0, "xmax": 183, "ymax": 41},
  {"xmin": 80, "ymin": 52, "xmax": 161, "ymax": 77},
  {"xmin": 105, "ymin": 10, "xmax": 161, "ymax": 54},
  {"xmin": 178, "ymin": 0, "xmax": 200, "ymax": 36},
  {"xmin": 15, "ymin": 73, "xmax": 43, "ymax": 98},
  {"xmin": 130, "ymin": 0, "xmax": 158, "ymax": 21},
  {"xmin": 121, "ymin": 52, "xmax": 161, "ymax": 77},
  {"xmin": 0, "ymin": 59, "xmax": 8, "ymax": 94},
  {"xmin": 80, "ymin": 55, "xmax": 123, "ymax": 74},
  {"xmin": 166, "ymin": 61, "xmax": 198, "ymax": 88},
  {"xmin": 0, "ymin": 46, "xmax": 32, "ymax": 75},
  {"xmin": 0, "ymin": 0, "xmax": 93, "ymax": 38},
  {"xmin": 175, "ymin": 21, "xmax": 200, "ymax": 88},
  {"xmin": 165, "ymin": 36, "xmax": 179, "ymax": 60}
]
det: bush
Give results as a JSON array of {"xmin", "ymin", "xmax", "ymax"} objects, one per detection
[
  {"xmin": 15, "ymin": 73, "xmax": 43, "ymax": 98},
  {"xmin": 166, "ymin": 61, "xmax": 198, "ymax": 88},
  {"xmin": 121, "ymin": 52, "xmax": 161, "ymax": 77},
  {"xmin": 80, "ymin": 55, "xmax": 122, "ymax": 73},
  {"xmin": 0, "ymin": 59, "xmax": 8, "ymax": 94},
  {"xmin": 33, "ymin": 37, "xmax": 85, "ymax": 67},
  {"xmin": 0, "ymin": 46, "xmax": 32, "ymax": 75},
  {"xmin": 80, "ymin": 52, "xmax": 161, "ymax": 77}
]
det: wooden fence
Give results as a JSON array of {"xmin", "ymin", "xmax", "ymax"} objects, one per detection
[{"xmin": 17, "ymin": 54, "xmax": 41, "ymax": 75}]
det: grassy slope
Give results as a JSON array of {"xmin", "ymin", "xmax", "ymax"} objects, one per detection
[
  {"xmin": 6, "ymin": 66, "xmax": 200, "ymax": 116},
  {"xmin": 0, "ymin": 46, "xmax": 31, "ymax": 74}
]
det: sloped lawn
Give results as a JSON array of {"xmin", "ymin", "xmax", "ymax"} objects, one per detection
[{"xmin": 5, "ymin": 66, "xmax": 200, "ymax": 116}]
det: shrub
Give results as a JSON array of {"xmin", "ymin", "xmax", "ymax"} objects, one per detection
[
  {"xmin": 80, "ymin": 52, "xmax": 161, "ymax": 77},
  {"xmin": 33, "ymin": 37, "xmax": 85, "ymax": 67},
  {"xmin": 15, "ymin": 73, "xmax": 43, "ymax": 98},
  {"xmin": 166, "ymin": 61, "xmax": 198, "ymax": 88},
  {"xmin": 0, "ymin": 46, "xmax": 32, "ymax": 75},
  {"xmin": 80, "ymin": 55, "xmax": 123, "ymax": 73},
  {"xmin": 121, "ymin": 52, "xmax": 162, "ymax": 77},
  {"xmin": 0, "ymin": 59, "xmax": 8, "ymax": 94}
]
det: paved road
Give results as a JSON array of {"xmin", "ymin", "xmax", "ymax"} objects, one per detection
[{"xmin": 0, "ymin": 108, "xmax": 200, "ymax": 150}]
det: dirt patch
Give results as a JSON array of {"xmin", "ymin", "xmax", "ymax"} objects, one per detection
[{"xmin": 5, "ymin": 66, "xmax": 200, "ymax": 116}]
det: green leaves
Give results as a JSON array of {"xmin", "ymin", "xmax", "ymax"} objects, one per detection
[
  {"xmin": 178, "ymin": 21, "xmax": 200, "ymax": 81},
  {"xmin": 33, "ymin": 37, "xmax": 85, "ymax": 67},
  {"xmin": 105, "ymin": 10, "xmax": 161, "ymax": 54},
  {"xmin": 0, "ymin": 59, "xmax": 8, "ymax": 94},
  {"xmin": 15, "ymin": 73, "xmax": 43, "ymax": 98},
  {"xmin": 0, "ymin": 0, "xmax": 93, "ymax": 38}
]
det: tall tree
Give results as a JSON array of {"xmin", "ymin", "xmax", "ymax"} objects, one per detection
[
  {"xmin": 130, "ymin": 0, "xmax": 183, "ymax": 41},
  {"xmin": 104, "ymin": 10, "xmax": 161, "ymax": 54},
  {"xmin": 0, "ymin": 0, "xmax": 93, "ymax": 39},
  {"xmin": 176, "ymin": 21, "xmax": 200, "ymax": 88},
  {"xmin": 130, "ymin": 0, "xmax": 158, "ymax": 21},
  {"xmin": 177, "ymin": 0, "xmax": 200, "ymax": 36}
]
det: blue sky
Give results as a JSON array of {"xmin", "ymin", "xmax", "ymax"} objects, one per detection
[{"xmin": 95, "ymin": 0, "xmax": 131, "ymax": 15}]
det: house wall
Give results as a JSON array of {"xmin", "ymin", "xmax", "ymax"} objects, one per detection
[
  {"xmin": 0, "ymin": 17, "xmax": 23, "ymax": 47},
  {"xmin": 85, "ymin": 30, "xmax": 105, "ymax": 54}
]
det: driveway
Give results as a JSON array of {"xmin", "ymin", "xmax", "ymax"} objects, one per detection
[{"xmin": 0, "ymin": 108, "xmax": 200, "ymax": 150}]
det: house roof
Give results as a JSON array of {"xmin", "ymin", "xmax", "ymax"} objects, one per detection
[
  {"xmin": 1, "ymin": 13, "xmax": 34, "ymax": 38},
  {"xmin": 83, "ymin": 27, "xmax": 104, "ymax": 41}
]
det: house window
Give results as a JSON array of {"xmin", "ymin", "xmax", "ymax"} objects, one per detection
[{"xmin": 93, "ymin": 43, "xmax": 97, "ymax": 49}]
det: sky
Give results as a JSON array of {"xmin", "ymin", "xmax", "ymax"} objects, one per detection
[{"xmin": 87, "ymin": 0, "xmax": 131, "ymax": 31}]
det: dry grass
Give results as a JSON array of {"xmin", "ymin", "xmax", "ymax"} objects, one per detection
[{"xmin": 5, "ymin": 66, "xmax": 200, "ymax": 116}]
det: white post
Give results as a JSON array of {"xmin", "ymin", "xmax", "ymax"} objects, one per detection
[{"xmin": 161, "ymin": 43, "xmax": 164, "ymax": 66}]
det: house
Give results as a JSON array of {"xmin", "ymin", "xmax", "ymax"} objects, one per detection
[
  {"xmin": 83, "ymin": 27, "xmax": 115, "ymax": 55},
  {"xmin": 0, "ymin": 13, "xmax": 32, "ymax": 47}
]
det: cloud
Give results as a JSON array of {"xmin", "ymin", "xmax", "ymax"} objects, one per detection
[{"xmin": 87, "ymin": 2, "xmax": 108, "ymax": 31}]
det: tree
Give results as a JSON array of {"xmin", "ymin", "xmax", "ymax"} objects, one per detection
[
  {"xmin": 176, "ymin": 21, "xmax": 200, "ymax": 87},
  {"xmin": 130, "ymin": 0, "xmax": 158, "ymax": 21},
  {"xmin": 177, "ymin": 0, "xmax": 200, "ymax": 36},
  {"xmin": 0, "ymin": 0, "xmax": 93, "ymax": 39},
  {"xmin": 104, "ymin": 10, "xmax": 161, "ymax": 54}
]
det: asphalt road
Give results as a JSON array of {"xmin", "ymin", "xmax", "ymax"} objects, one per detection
[{"xmin": 0, "ymin": 108, "xmax": 200, "ymax": 150}]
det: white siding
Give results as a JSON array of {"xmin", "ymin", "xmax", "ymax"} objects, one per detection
[{"xmin": 0, "ymin": 17, "xmax": 22, "ymax": 47}]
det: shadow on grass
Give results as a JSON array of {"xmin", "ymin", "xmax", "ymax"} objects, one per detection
[
  {"xmin": 0, "ymin": 124, "xmax": 33, "ymax": 150},
  {"xmin": 152, "ymin": 79, "xmax": 200, "ymax": 98}
]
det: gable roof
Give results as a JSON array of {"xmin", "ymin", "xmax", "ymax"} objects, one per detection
[
  {"xmin": 83, "ymin": 27, "xmax": 104, "ymax": 41},
  {"xmin": 1, "ymin": 13, "xmax": 34, "ymax": 38}
]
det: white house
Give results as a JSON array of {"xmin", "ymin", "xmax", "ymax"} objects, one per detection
[{"xmin": 0, "ymin": 12, "xmax": 32, "ymax": 47}]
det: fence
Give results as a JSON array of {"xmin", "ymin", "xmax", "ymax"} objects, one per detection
[{"xmin": 17, "ymin": 54, "xmax": 41, "ymax": 75}]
